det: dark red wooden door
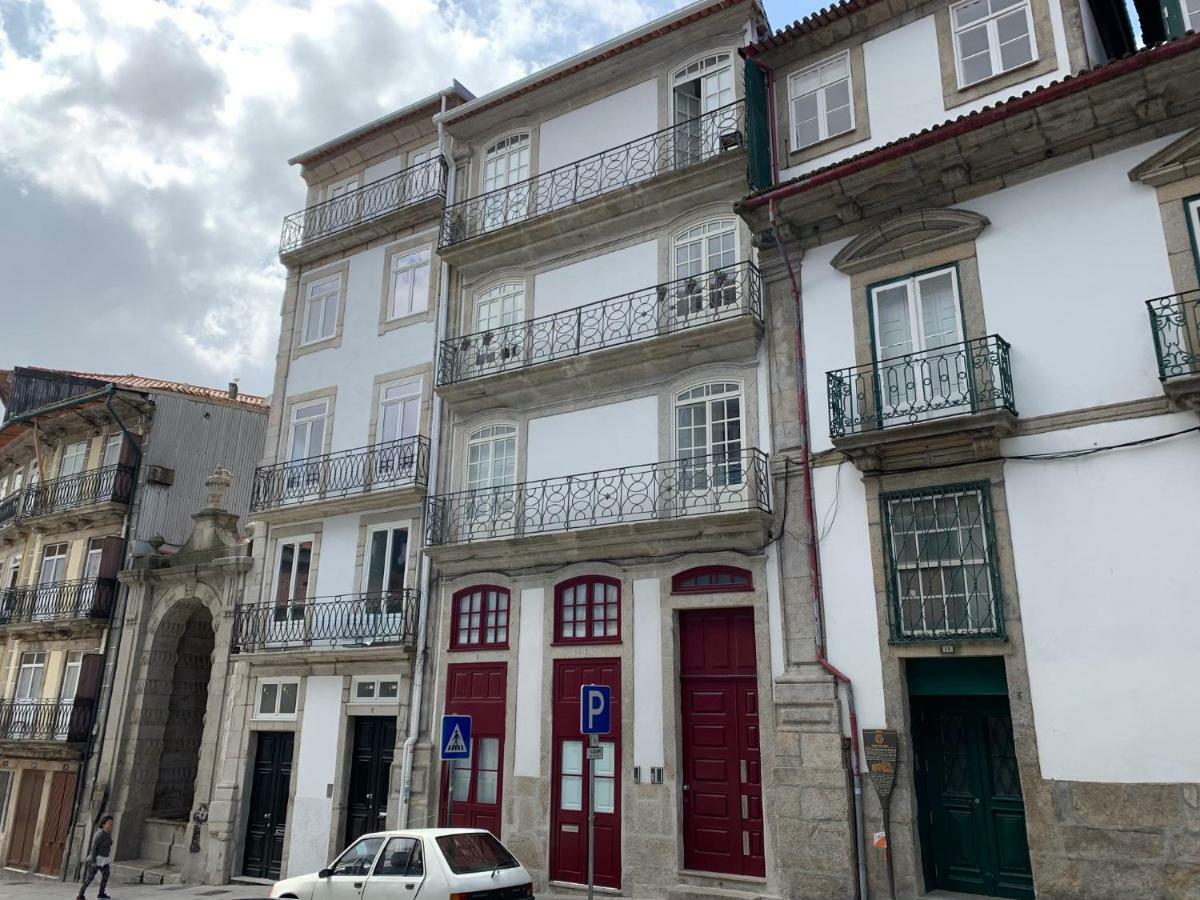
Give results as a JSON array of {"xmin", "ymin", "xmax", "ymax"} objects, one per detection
[
  {"xmin": 679, "ymin": 608, "xmax": 764, "ymax": 876},
  {"xmin": 549, "ymin": 658, "xmax": 621, "ymax": 889},
  {"xmin": 36, "ymin": 770, "xmax": 77, "ymax": 875},
  {"xmin": 6, "ymin": 769, "xmax": 44, "ymax": 869},
  {"xmin": 440, "ymin": 663, "xmax": 507, "ymax": 836}
]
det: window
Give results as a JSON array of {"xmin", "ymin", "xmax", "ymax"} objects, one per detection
[
  {"xmin": 673, "ymin": 53, "xmax": 734, "ymax": 165},
  {"xmin": 882, "ymin": 483, "xmax": 1003, "ymax": 640},
  {"xmin": 483, "ymin": 134, "xmax": 530, "ymax": 194},
  {"xmin": 255, "ymin": 678, "xmax": 300, "ymax": 719},
  {"xmin": 465, "ymin": 425, "xmax": 517, "ymax": 490},
  {"xmin": 362, "ymin": 525, "xmax": 409, "ymax": 613},
  {"xmin": 288, "ymin": 400, "xmax": 328, "ymax": 465},
  {"xmin": 672, "ymin": 565, "xmax": 753, "ymax": 594},
  {"xmin": 675, "ymin": 382, "xmax": 744, "ymax": 488},
  {"xmin": 101, "ymin": 434, "xmax": 123, "ymax": 468},
  {"xmin": 451, "ymin": 586, "xmax": 510, "ymax": 649},
  {"xmin": 0, "ymin": 770, "xmax": 12, "ymax": 833},
  {"xmin": 59, "ymin": 441, "xmax": 88, "ymax": 478},
  {"xmin": 449, "ymin": 736, "xmax": 500, "ymax": 805},
  {"xmin": 331, "ymin": 835, "xmax": 384, "ymax": 876},
  {"xmin": 435, "ymin": 830, "xmax": 517, "ymax": 875},
  {"xmin": 672, "ymin": 219, "xmax": 739, "ymax": 316},
  {"xmin": 351, "ymin": 676, "xmax": 401, "ymax": 703},
  {"xmin": 272, "ymin": 538, "xmax": 313, "ymax": 622},
  {"xmin": 410, "ymin": 145, "xmax": 438, "ymax": 167},
  {"xmin": 378, "ymin": 379, "xmax": 421, "ymax": 444},
  {"xmin": 38, "ymin": 543, "xmax": 69, "ymax": 585},
  {"xmin": 301, "ymin": 275, "xmax": 341, "ymax": 345},
  {"xmin": 559, "ymin": 739, "xmax": 615, "ymax": 812},
  {"xmin": 374, "ymin": 836, "xmax": 423, "ymax": 877},
  {"xmin": 83, "ymin": 539, "xmax": 104, "ymax": 581},
  {"xmin": 387, "ymin": 248, "xmax": 431, "ymax": 320},
  {"xmin": 789, "ymin": 53, "xmax": 853, "ymax": 150},
  {"xmin": 555, "ymin": 576, "xmax": 620, "ymax": 644},
  {"xmin": 15, "ymin": 651, "xmax": 47, "ymax": 701},
  {"xmin": 1187, "ymin": 197, "xmax": 1200, "ymax": 277},
  {"xmin": 5, "ymin": 557, "xmax": 19, "ymax": 590},
  {"xmin": 474, "ymin": 283, "xmax": 524, "ymax": 334},
  {"xmin": 1186, "ymin": 0, "xmax": 1200, "ymax": 32},
  {"xmin": 952, "ymin": 0, "xmax": 1036, "ymax": 88},
  {"xmin": 327, "ymin": 175, "xmax": 359, "ymax": 203}
]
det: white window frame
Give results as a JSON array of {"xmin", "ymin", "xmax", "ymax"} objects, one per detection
[
  {"xmin": 349, "ymin": 675, "xmax": 402, "ymax": 705},
  {"xmin": 473, "ymin": 282, "xmax": 525, "ymax": 334},
  {"xmin": 361, "ymin": 522, "xmax": 411, "ymax": 599},
  {"xmin": 84, "ymin": 539, "xmax": 104, "ymax": 580},
  {"xmin": 409, "ymin": 144, "xmax": 438, "ymax": 167},
  {"xmin": 59, "ymin": 440, "xmax": 89, "ymax": 478},
  {"xmin": 38, "ymin": 542, "xmax": 69, "ymax": 586},
  {"xmin": 951, "ymin": 0, "xmax": 1038, "ymax": 89},
  {"xmin": 1186, "ymin": 197, "xmax": 1200, "ymax": 275},
  {"xmin": 270, "ymin": 535, "xmax": 315, "ymax": 621},
  {"xmin": 673, "ymin": 218, "xmax": 739, "ymax": 280},
  {"xmin": 253, "ymin": 677, "xmax": 301, "ymax": 720},
  {"xmin": 386, "ymin": 247, "xmax": 432, "ymax": 321},
  {"xmin": 326, "ymin": 175, "xmax": 359, "ymax": 202},
  {"xmin": 15, "ymin": 651, "xmax": 47, "ymax": 701},
  {"xmin": 673, "ymin": 381, "xmax": 745, "ymax": 460},
  {"xmin": 788, "ymin": 52, "xmax": 854, "ymax": 150},
  {"xmin": 300, "ymin": 274, "xmax": 342, "ymax": 346},
  {"xmin": 288, "ymin": 399, "xmax": 329, "ymax": 463},
  {"xmin": 482, "ymin": 133, "xmax": 531, "ymax": 195},
  {"xmin": 6, "ymin": 556, "xmax": 20, "ymax": 590},
  {"xmin": 869, "ymin": 267, "xmax": 966, "ymax": 362},
  {"xmin": 465, "ymin": 424, "xmax": 518, "ymax": 491},
  {"xmin": 377, "ymin": 378, "xmax": 422, "ymax": 445},
  {"xmin": 101, "ymin": 434, "xmax": 123, "ymax": 469}
]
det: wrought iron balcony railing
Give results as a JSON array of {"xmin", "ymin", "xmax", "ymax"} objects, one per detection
[
  {"xmin": 0, "ymin": 490, "xmax": 20, "ymax": 530},
  {"xmin": 438, "ymin": 262, "xmax": 762, "ymax": 386},
  {"xmin": 0, "ymin": 699, "xmax": 94, "ymax": 742},
  {"xmin": 251, "ymin": 435, "xmax": 430, "ymax": 512},
  {"xmin": 440, "ymin": 100, "xmax": 746, "ymax": 248},
  {"xmin": 0, "ymin": 464, "xmax": 135, "ymax": 530},
  {"xmin": 1147, "ymin": 290, "xmax": 1200, "ymax": 379},
  {"xmin": 231, "ymin": 590, "xmax": 420, "ymax": 653},
  {"xmin": 280, "ymin": 156, "xmax": 447, "ymax": 255},
  {"xmin": 426, "ymin": 448, "xmax": 769, "ymax": 546},
  {"xmin": 0, "ymin": 578, "xmax": 117, "ymax": 627},
  {"xmin": 827, "ymin": 335, "xmax": 1015, "ymax": 439}
]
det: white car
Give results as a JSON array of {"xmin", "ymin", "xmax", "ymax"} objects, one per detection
[{"xmin": 269, "ymin": 828, "xmax": 534, "ymax": 900}]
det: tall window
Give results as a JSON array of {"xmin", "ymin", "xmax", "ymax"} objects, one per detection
[
  {"xmin": 289, "ymin": 400, "xmax": 328, "ymax": 464},
  {"xmin": 951, "ymin": 0, "xmax": 1036, "ymax": 88},
  {"xmin": 882, "ymin": 483, "xmax": 1003, "ymax": 639},
  {"xmin": 673, "ymin": 219, "xmax": 738, "ymax": 316},
  {"xmin": 555, "ymin": 576, "xmax": 620, "ymax": 644},
  {"xmin": 363, "ymin": 525, "xmax": 408, "ymax": 613},
  {"xmin": 1187, "ymin": 197, "xmax": 1200, "ymax": 278},
  {"xmin": 466, "ymin": 425, "xmax": 517, "ymax": 490},
  {"xmin": 1187, "ymin": 0, "xmax": 1200, "ymax": 32},
  {"xmin": 55, "ymin": 651, "xmax": 85, "ymax": 736},
  {"xmin": 302, "ymin": 275, "xmax": 341, "ymax": 345},
  {"xmin": 5, "ymin": 557, "xmax": 19, "ymax": 590},
  {"xmin": 0, "ymin": 769, "xmax": 12, "ymax": 834},
  {"xmin": 451, "ymin": 586, "xmax": 510, "ymax": 649},
  {"xmin": 474, "ymin": 283, "xmax": 524, "ymax": 333},
  {"xmin": 102, "ymin": 434, "xmax": 123, "ymax": 468},
  {"xmin": 273, "ymin": 538, "xmax": 313, "ymax": 622},
  {"xmin": 38, "ymin": 543, "xmax": 69, "ymax": 585},
  {"xmin": 410, "ymin": 145, "xmax": 438, "ymax": 167},
  {"xmin": 789, "ymin": 52, "xmax": 853, "ymax": 150},
  {"xmin": 83, "ymin": 538, "xmax": 104, "ymax": 580},
  {"xmin": 379, "ymin": 379, "xmax": 421, "ymax": 444},
  {"xmin": 675, "ymin": 383, "xmax": 744, "ymax": 488},
  {"xmin": 482, "ymin": 134, "xmax": 531, "ymax": 228},
  {"xmin": 449, "ymin": 736, "xmax": 501, "ymax": 804},
  {"xmin": 15, "ymin": 651, "xmax": 46, "ymax": 701},
  {"xmin": 673, "ymin": 53, "xmax": 734, "ymax": 164},
  {"xmin": 327, "ymin": 175, "xmax": 358, "ymax": 202},
  {"xmin": 388, "ymin": 248, "xmax": 431, "ymax": 320},
  {"xmin": 59, "ymin": 441, "xmax": 88, "ymax": 478}
]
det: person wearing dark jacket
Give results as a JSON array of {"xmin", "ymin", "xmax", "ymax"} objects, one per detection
[{"xmin": 77, "ymin": 815, "xmax": 114, "ymax": 900}]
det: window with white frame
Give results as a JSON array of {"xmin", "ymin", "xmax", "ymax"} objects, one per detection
[
  {"xmin": 84, "ymin": 538, "xmax": 104, "ymax": 580},
  {"xmin": 1186, "ymin": 0, "xmax": 1200, "ymax": 32},
  {"xmin": 789, "ymin": 53, "xmax": 853, "ymax": 150},
  {"xmin": 362, "ymin": 524, "xmax": 409, "ymax": 613},
  {"xmin": 38, "ymin": 542, "xmax": 69, "ymax": 585},
  {"xmin": 351, "ymin": 675, "xmax": 401, "ymax": 703},
  {"xmin": 409, "ymin": 145, "xmax": 438, "ymax": 167},
  {"xmin": 465, "ymin": 425, "xmax": 517, "ymax": 490},
  {"xmin": 675, "ymin": 382, "xmax": 744, "ymax": 490},
  {"xmin": 15, "ymin": 651, "xmax": 47, "ymax": 701},
  {"xmin": 301, "ymin": 275, "xmax": 341, "ymax": 345},
  {"xmin": 378, "ymin": 379, "xmax": 421, "ymax": 444},
  {"xmin": 59, "ymin": 441, "xmax": 88, "ymax": 478},
  {"xmin": 288, "ymin": 400, "xmax": 328, "ymax": 465},
  {"xmin": 254, "ymin": 678, "xmax": 300, "ymax": 719},
  {"xmin": 55, "ymin": 650, "xmax": 87, "ymax": 735},
  {"xmin": 327, "ymin": 175, "xmax": 359, "ymax": 202},
  {"xmin": 272, "ymin": 537, "xmax": 313, "ymax": 622},
  {"xmin": 673, "ymin": 54, "xmax": 734, "ymax": 164},
  {"xmin": 387, "ymin": 248, "xmax": 431, "ymax": 320},
  {"xmin": 673, "ymin": 219, "xmax": 739, "ymax": 316},
  {"xmin": 474, "ymin": 283, "xmax": 524, "ymax": 334},
  {"xmin": 5, "ymin": 557, "xmax": 19, "ymax": 590},
  {"xmin": 483, "ymin": 134, "xmax": 530, "ymax": 194},
  {"xmin": 101, "ymin": 434, "xmax": 123, "ymax": 468},
  {"xmin": 952, "ymin": 0, "xmax": 1037, "ymax": 88}
]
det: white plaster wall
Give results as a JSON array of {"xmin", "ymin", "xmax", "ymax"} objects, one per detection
[
  {"xmin": 287, "ymin": 675, "xmax": 343, "ymax": 875},
  {"xmin": 538, "ymin": 80, "xmax": 659, "ymax": 173},
  {"xmin": 513, "ymin": 588, "xmax": 544, "ymax": 777},
  {"xmin": 526, "ymin": 397, "xmax": 659, "ymax": 481},
  {"xmin": 633, "ymin": 578, "xmax": 665, "ymax": 772},
  {"xmin": 1002, "ymin": 414, "xmax": 1200, "ymax": 782},
  {"xmin": 310, "ymin": 513, "xmax": 360, "ymax": 599},
  {"xmin": 764, "ymin": 542, "xmax": 786, "ymax": 681},
  {"xmin": 797, "ymin": 239, "xmax": 855, "ymax": 455},
  {"xmin": 533, "ymin": 240, "xmax": 658, "ymax": 318}
]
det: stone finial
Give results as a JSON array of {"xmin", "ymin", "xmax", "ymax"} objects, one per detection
[{"xmin": 205, "ymin": 467, "xmax": 234, "ymax": 510}]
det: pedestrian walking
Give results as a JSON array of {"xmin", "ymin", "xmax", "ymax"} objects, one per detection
[{"xmin": 77, "ymin": 814, "xmax": 114, "ymax": 900}]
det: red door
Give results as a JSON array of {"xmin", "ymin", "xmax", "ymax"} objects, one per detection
[
  {"xmin": 36, "ymin": 770, "xmax": 78, "ymax": 875},
  {"xmin": 440, "ymin": 663, "xmax": 507, "ymax": 836},
  {"xmin": 549, "ymin": 659, "xmax": 621, "ymax": 889},
  {"xmin": 679, "ymin": 608, "xmax": 764, "ymax": 876}
]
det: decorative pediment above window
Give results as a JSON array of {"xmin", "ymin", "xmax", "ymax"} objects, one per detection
[
  {"xmin": 830, "ymin": 208, "xmax": 990, "ymax": 275},
  {"xmin": 1128, "ymin": 127, "xmax": 1200, "ymax": 187}
]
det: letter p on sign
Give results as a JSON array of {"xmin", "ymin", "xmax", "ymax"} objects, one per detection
[{"xmin": 580, "ymin": 684, "xmax": 611, "ymax": 735}]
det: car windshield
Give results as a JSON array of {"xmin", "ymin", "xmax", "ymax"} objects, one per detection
[{"xmin": 435, "ymin": 832, "xmax": 519, "ymax": 875}]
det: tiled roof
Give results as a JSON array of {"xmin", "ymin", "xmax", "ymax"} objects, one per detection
[
  {"xmin": 7, "ymin": 366, "xmax": 267, "ymax": 410},
  {"xmin": 742, "ymin": 0, "xmax": 886, "ymax": 55}
]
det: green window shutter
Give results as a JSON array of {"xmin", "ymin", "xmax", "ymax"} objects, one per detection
[
  {"xmin": 743, "ymin": 57, "xmax": 773, "ymax": 193},
  {"xmin": 1162, "ymin": 0, "xmax": 1187, "ymax": 37}
]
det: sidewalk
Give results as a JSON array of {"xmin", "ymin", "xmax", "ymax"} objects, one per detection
[{"xmin": 0, "ymin": 869, "xmax": 269, "ymax": 900}]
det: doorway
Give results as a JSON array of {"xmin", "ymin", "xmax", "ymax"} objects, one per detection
[
  {"xmin": 344, "ymin": 716, "xmax": 396, "ymax": 846},
  {"xmin": 910, "ymin": 658, "xmax": 1033, "ymax": 899},
  {"xmin": 152, "ymin": 606, "xmax": 214, "ymax": 820},
  {"xmin": 6, "ymin": 770, "xmax": 44, "ymax": 869},
  {"xmin": 440, "ymin": 663, "xmax": 507, "ymax": 835},
  {"xmin": 36, "ymin": 770, "xmax": 78, "ymax": 875},
  {"xmin": 243, "ymin": 731, "xmax": 294, "ymax": 880}
]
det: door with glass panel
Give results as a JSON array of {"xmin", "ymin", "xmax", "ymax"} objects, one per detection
[
  {"xmin": 56, "ymin": 441, "xmax": 88, "ymax": 512},
  {"xmin": 268, "ymin": 538, "xmax": 312, "ymax": 646},
  {"xmin": 481, "ymin": 134, "xmax": 530, "ymax": 231},
  {"xmin": 674, "ymin": 383, "xmax": 745, "ymax": 514},
  {"xmin": 36, "ymin": 543, "xmax": 69, "ymax": 621},
  {"xmin": 374, "ymin": 379, "xmax": 421, "ymax": 487},
  {"xmin": 464, "ymin": 425, "xmax": 518, "ymax": 540},
  {"xmin": 10, "ymin": 652, "xmax": 46, "ymax": 739},
  {"xmin": 53, "ymin": 651, "xmax": 85, "ymax": 739},
  {"xmin": 471, "ymin": 283, "xmax": 525, "ymax": 373},
  {"xmin": 442, "ymin": 663, "xmax": 506, "ymax": 836},
  {"xmin": 673, "ymin": 54, "xmax": 734, "ymax": 166},
  {"xmin": 285, "ymin": 400, "xmax": 328, "ymax": 499},
  {"xmin": 870, "ymin": 268, "xmax": 967, "ymax": 426},
  {"xmin": 671, "ymin": 220, "xmax": 739, "ymax": 326},
  {"xmin": 354, "ymin": 526, "xmax": 409, "ymax": 644}
]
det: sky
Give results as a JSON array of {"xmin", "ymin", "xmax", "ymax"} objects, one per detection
[{"xmin": 0, "ymin": 0, "xmax": 815, "ymax": 400}]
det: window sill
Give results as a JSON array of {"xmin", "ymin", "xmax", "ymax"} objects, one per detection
[
  {"xmin": 293, "ymin": 334, "xmax": 343, "ymax": 359},
  {"xmin": 551, "ymin": 638, "xmax": 622, "ymax": 647},
  {"xmin": 379, "ymin": 307, "xmax": 436, "ymax": 335},
  {"xmin": 785, "ymin": 123, "xmax": 871, "ymax": 168},
  {"xmin": 448, "ymin": 643, "xmax": 510, "ymax": 653}
]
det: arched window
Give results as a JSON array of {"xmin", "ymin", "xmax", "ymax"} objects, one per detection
[
  {"xmin": 474, "ymin": 282, "xmax": 524, "ymax": 333},
  {"xmin": 672, "ymin": 565, "xmax": 753, "ymax": 594},
  {"xmin": 671, "ymin": 219, "xmax": 739, "ymax": 317},
  {"xmin": 450, "ymin": 585, "xmax": 510, "ymax": 649},
  {"xmin": 466, "ymin": 425, "xmax": 517, "ymax": 490},
  {"xmin": 555, "ymin": 576, "xmax": 620, "ymax": 644},
  {"xmin": 675, "ymin": 382, "xmax": 744, "ymax": 491},
  {"xmin": 483, "ymin": 134, "xmax": 530, "ymax": 193}
]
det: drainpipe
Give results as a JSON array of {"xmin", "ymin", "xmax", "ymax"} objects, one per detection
[{"xmin": 398, "ymin": 95, "xmax": 454, "ymax": 828}]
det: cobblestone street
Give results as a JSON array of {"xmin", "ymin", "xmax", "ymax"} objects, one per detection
[{"xmin": 0, "ymin": 870, "xmax": 270, "ymax": 900}]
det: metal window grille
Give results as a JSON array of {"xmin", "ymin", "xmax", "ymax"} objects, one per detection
[{"xmin": 1146, "ymin": 290, "xmax": 1200, "ymax": 379}]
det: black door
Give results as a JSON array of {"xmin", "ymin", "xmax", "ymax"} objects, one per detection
[
  {"xmin": 913, "ymin": 695, "xmax": 1033, "ymax": 899},
  {"xmin": 344, "ymin": 717, "xmax": 396, "ymax": 847},
  {"xmin": 243, "ymin": 731, "xmax": 294, "ymax": 880}
]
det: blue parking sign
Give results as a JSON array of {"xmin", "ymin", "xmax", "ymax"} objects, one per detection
[
  {"xmin": 440, "ymin": 714, "xmax": 472, "ymax": 760},
  {"xmin": 580, "ymin": 684, "xmax": 611, "ymax": 735}
]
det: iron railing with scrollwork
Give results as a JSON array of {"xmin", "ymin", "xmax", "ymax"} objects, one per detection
[
  {"xmin": 251, "ymin": 435, "xmax": 430, "ymax": 512},
  {"xmin": 440, "ymin": 100, "xmax": 746, "ymax": 248},
  {"xmin": 0, "ymin": 490, "xmax": 21, "ymax": 530},
  {"xmin": 25, "ymin": 464, "xmax": 135, "ymax": 518},
  {"xmin": 0, "ymin": 699, "xmax": 94, "ymax": 742},
  {"xmin": 0, "ymin": 577, "xmax": 117, "ymax": 626},
  {"xmin": 437, "ymin": 262, "xmax": 762, "ymax": 385},
  {"xmin": 426, "ymin": 448, "xmax": 770, "ymax": 546},
  {"xmin": 280, "ymin": 157, "xmax": 447, "ymax": 255},
  {"xmin": 231, "ymin": 590, "xmax": 420, "ymax": 653},
  {"xmin": 827, "ymin": 335, "xmax": 1015, "ymax": 438},
  {"xmin": 1147, "ymin": 290, "xmax": 1200, "ymax": 379}
]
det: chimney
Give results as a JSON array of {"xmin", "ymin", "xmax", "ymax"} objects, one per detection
[{"xmin": 227, "ymin": 381, "xmax": 239, "ymax": 400}]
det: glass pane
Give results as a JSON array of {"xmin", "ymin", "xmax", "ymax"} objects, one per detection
[
  {"xmin": 379, "ymin": 681, "xmax": 399, "ymax": 700},
  {"xmin": 999, "ymin": 31, "xmax": 1033, "ymax": 70},
  {"xmin": 279, "ymin": 682, "xmax": 298, "ymax": 715},
  {"xmin": 955, "ymin": 0, "xmax": 990, "ymax": 26},
  {"xmin": 824, "ymin": 79, "xmax": 850, "ymax": 112},
  {"xmin": 594, "ymin": 742, "xmax": 615, "ymax": 777},
  {"xmin": 791, "ymin": 68, "xmax": 820, "ymax": 96},
  {"xmin": 259, "ymin": 682, "xmax": 278, "ymax": 715},
  {"xmin": 821, "ymin": 54, "xmax": 850, "ymax": 82},
  {"xmin": 387, "ymin": 529, "xmax": 408, "ymax": 594},
  {"xmin": 479, "ymin": 737, "xmax": 500, "ymax": 770},
  {"xmin": 560, "ymin": 774, "xmax": 582, "ymax": 811},
  {"xmin": 826, "ymin": 106, "xmax": 853, "ymax": 138},
  {"xmin": 357, "ymin": 681, "xmax": 377, "ymax": 699},
  {"xmin": 960, "ymin": 50, "xmax": 993, "ymax": 85},
  {"xmin": 796, "ymin": 118, "xmax": 821, "ymax": 149},
  {"xmin": 450, "ymin": 758, "xmax": 471, "ymax": 801},
  {"xmin": 562, "ymin": 740, "xmax": 583, "ymax": 775},
  {"xmin": 959, "ymin": 24, "xmax": 991, "ymax": 57},
  {"xmin": 476, "ymin": 770, "xmax": 498, "ymax": 804},
  {"xmin": 366, "ymin": 530, "xmax": 388, "ymax": 596},
  {"xmin": 594, "ymin": 777, "xmax": 615, "ymax": 814}
]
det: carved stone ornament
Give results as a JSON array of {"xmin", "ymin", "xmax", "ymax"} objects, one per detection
[{"xmin": 205, "ymin": 467, "xmax": 233, "ymax": 510}]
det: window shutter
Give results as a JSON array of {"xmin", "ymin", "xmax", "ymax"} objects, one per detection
[
  {"xmin": 743, "ymin": 58, "xmax": 773, "ymax": 193},
  {"xmin": 69, "ymin": 653, "xmax": 105, "ymax": 741},
  {"xmin": 97, "ymin": 536, "xmax": 124, "ymax": 580}
]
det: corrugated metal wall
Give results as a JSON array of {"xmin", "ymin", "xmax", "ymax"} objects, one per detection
[{"xmin": 135, "ymin": 394, "xmax": 268, "ymax": 545}]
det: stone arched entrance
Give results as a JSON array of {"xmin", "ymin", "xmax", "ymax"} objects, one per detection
[{"xmin": 151, "ymin": 605, "xmax": 213, "ymax": 819}]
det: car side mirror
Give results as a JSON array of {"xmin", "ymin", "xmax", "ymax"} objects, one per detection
[{"xmin": 318, "ymin": 868, "xmax": 332, "ymax": 879}]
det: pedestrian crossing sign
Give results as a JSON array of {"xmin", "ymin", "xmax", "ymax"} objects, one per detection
[{"xmin": 440, "ymin": 714, "xmax": 472, "ymax": 760}]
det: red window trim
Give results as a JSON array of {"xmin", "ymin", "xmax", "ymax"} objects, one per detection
[
  {"xmin": 449, "ymin": 584, "xmax": 511, "ymax": 651},
  {"xmin": 671, "ymin": 565, "xmax": 754, "ymax": 595},
  {"xmin": 553, "ymin": 575, "xmax": 622, "ymax": 645}
]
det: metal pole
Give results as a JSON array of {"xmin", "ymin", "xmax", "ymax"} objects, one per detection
[
  {"xmin": 587, "ymin": 733, "xmax": 597, "ymax": 900},
  {"xmin": 445, "ymin": 762, "xmax": 453, "ymax": 829}
]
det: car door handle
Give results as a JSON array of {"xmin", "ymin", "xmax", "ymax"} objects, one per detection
[{"xmin": 354, "ymin": 883, "xmax": 363, "ymax": 889}]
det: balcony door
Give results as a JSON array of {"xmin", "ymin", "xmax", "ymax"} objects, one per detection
[
  {"xmin": 36, "ymin": 543, "xmax": 69, "ymax": 621},
  {"xmin": 375, "ymin": 379, "xmax": 421, "ymax": 486},
  {"xmin": 53, "ymin": 651, "xmax": 84, "ymax": 739},
  {"xmin": 482, "ymin": 134, "xmax": 530, "ymax": 230},
  {"xmin": 674, "ymin": 383, "xmax": 745, "ymax": 515},
  {"xmin": 870, "ymin": 268, "xmax": 968, "ymax": 422},
  {"xmin": 286, "ymin": 400, "xmax": 328, "ymax": 499},
  {"xmin": 59, "ymin": 441, "xmax": 87, "ymax": 478},
  {"xmin": 673, "ymin": 54, "xmax": 734, "ymax": 166},
  {"xmin": 472, "ymin": 283, "xmax": 525, "ymax": 372},
  {"xmin": 356, "ymin": 525, "xmax": 410, "ymax": 642},
  {"xmin": 269, "ymin": 538, "xmax": 312, "ymax": 644},
  {"xmin": 10, "ymin": 651, "xmax": 46, "ymax": 739},
  {"xmin": 671, "ymin": 219, "xmax": 738, "ymax": 326},
  {"xmin": 465, "ymin": 425, "xmax": 519, "ymax": 539}
]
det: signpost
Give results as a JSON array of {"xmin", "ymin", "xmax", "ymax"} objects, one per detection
[
  {"xmin": 440, "ymin": 714, "xmax": 472, "ymax": 829},
  {"xmin": 864, "ymin": 729, "xmax": 899, "ymax": 900},
  {"xmin": 579, "ymin": 685, "xmax": 611, "ymax": 900}
]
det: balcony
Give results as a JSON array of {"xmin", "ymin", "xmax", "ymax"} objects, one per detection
[
  {"xmin": 436, "ymin": 262, "xmax": 763, "ymax": 412},
  {"xmin": 251, "ymin": 435, "xmax": 430, "ymax": 521},
  {"xmin": 826, "ymin": 335, "xmax": 1017, "ymax": 466},
  {"xmin": 231, "ymin": 590, "xmax": 419, "ymax": 655},
  {"xmin": 439, "ymin": 101, "xmax": 746, "ymax": 266},
  {"xmin": 424, "ymin": 448, "xmax": 771, "ymax": 572},
  {"xmin": 0, "ymin": 578, "xmax": 116, "ymax": 632},
  {"xmin": 279, "ymin": 157, "xmax": 447, "ymax": 265},
  {"xmin": 0, "ymin": 464, "xmax": 135, "ymax": 536},
  {"xmin": 0, "ymin": 699, "xmax": 94, "ymax": 744},
  {"xmin": 1147, "ymin": 290, "xmax": 1200, "ymax": 409}
]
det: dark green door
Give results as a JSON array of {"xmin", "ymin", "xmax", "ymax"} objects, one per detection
[{"xmin": 913, "ymin": 696, "xmax": 1033, "ymax": 899}]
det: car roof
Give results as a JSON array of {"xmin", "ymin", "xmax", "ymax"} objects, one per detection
[{"xmin": 356, "ymin": 828, "xmax": 492, "ymax": 839}]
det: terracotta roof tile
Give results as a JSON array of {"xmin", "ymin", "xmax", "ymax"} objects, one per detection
[{"xmin": 12, "ymin": 366, "xmax": 267, "ymax": 411}]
